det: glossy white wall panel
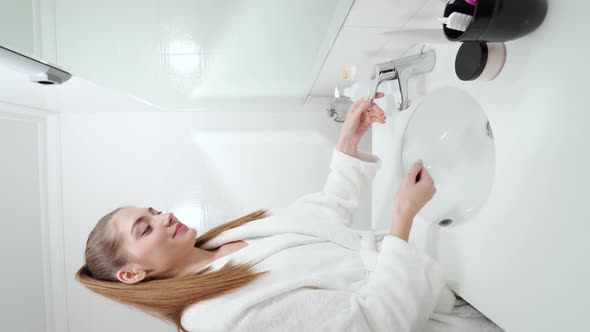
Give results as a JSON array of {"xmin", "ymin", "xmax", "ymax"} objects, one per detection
[
  {"xmin": 0, "ymin": 117, "xmax": 47, "ymax": 332},
  {"xmin": 0, "ymin": 0, "xmax": 36, "ymax": 55},
  {"xmin": 54, "ymin": 0, "xmax": 353, "ymax": 108},
  {"xmin": 345, "ymin": 0, "xmax": 430, "ymax": 28}
]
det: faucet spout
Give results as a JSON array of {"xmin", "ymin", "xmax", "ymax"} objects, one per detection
[{"xmin": 368, "ymin": 49, "xmax": 436, "ymax": 111}]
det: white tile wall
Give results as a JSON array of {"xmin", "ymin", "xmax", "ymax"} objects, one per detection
[
  {"xmin": 403, "ymin": 0, "xmax": 446, "ymax": 29},
  {"xmin": 345, "ymin": 0, "xmax": 431, "ymax": 28}
]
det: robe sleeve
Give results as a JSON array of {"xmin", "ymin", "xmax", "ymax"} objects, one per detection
[
  {"xmin": 285, "ymin": 148, "xmax": 382, "ymax": 227},
  {"xmin": 231, "ymin": 235, "xmax": 448, "ymax": 332}
]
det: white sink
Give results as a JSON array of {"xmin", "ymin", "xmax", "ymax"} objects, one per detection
[{"xmin": 401, "ymin": 87, "xmax": 496, "ymax": 226}]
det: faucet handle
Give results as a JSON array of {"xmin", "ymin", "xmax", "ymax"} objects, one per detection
[
  {"xmin": 369, "ymin": 49, "xmax": 436, "ymax": 111},
  {"xmin": 368, "ymin": 70, "xmax": 397, "ymax": 105},
  {"xmin": 396, "ymin": 72, "xmax": 411, "ymax": 110}
]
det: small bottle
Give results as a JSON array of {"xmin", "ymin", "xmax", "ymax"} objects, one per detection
[{"xmin": 335, "ymin": 64, "xmax": 357, "ymax": 99}]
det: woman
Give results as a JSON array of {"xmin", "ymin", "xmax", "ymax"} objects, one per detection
[{"xmin": 77, "ymin": 94, "xmax": 502, "ymax": 332}]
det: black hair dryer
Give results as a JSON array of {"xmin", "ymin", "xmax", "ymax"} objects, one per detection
[{"xmin": 443, "ymin": 0, "xmax": 548, "ymax": 42}]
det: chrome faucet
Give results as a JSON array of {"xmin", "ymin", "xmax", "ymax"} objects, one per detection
[{"xmin": 369, "ymin": 49, "xmax": 436, "ymax": 111}]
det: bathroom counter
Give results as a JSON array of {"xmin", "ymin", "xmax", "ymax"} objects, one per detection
[{"xmin": 371, "ymin": 2, "xmax": 588, "ymax": 331}]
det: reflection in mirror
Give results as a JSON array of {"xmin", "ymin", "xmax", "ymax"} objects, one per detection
[
  {"xmin": 0, "ymin": 0, "xmax": 354, "ymax": 108},
  {"xmin": 0, "ymin": 1, "xmax": 355, "ymax": 331}
]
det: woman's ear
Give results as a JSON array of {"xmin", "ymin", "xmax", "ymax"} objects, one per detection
[{"xmin": 116, "ymin": 263, "xmax": 146, "ymax": 284}]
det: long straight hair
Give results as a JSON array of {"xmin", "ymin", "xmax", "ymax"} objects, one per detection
[{"xmin": 76, "ymin": 208, "xmax": 271, "ymax": 332}]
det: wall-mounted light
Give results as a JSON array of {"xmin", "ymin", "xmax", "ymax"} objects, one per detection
[{"xmin": 0, "ymin": 45, "xmax": 72, "ymax": 85}]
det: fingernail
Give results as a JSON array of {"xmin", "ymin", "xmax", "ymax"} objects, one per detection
[{"xmin": 416, "ymin": 159, "xmax": 423, "ymax": 164}]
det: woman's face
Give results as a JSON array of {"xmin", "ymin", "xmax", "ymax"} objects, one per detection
[{"xmin": 111, "ymin": 206, "xmax": 198, "ymax": 282}]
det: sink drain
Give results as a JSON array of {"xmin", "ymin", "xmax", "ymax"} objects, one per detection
[{"xmin": 438, "ymin": 219, "xmax": 453, "ymax": 226}]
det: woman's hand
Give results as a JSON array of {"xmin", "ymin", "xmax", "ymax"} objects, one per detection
[
  {"xmin": 395, "ymin": 160, "xmax": 437, "ymax": 218},
  {"xmin": 336, "ymin": 93, "xmax": 386, "ymax": 157},
  {"xmin": 390, "ymin": 161, "xmax": 437, "ymax": 241}
]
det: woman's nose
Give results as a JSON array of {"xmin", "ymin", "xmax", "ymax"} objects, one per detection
[{"xmin": 163, "ymin": 212, "xmax": 174, "ymax": 226}]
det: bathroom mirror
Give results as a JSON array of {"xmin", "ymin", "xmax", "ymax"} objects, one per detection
[{"xmin": 0, "ymin": 0, "xmax": 354, "ymax": 108}]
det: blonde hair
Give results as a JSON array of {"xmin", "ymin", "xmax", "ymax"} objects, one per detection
[{"xmin": 76, "ymin": 208, "xmax": 271, "ymax": 332}]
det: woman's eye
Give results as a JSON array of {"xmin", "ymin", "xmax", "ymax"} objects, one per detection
[{"xmin": 141, "ymin": 224, "xmax": 152, "ymax": 236}]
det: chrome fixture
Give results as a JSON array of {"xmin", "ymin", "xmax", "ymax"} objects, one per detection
[
  {"xmin": 0, "ymin": 45, "xmax": 72, "ymax": 85},
  {"xmin": 369, "ymin": 48, "xmax": 436, "ymax": 111},
  {"xmin": 327, "ymin": 96, "xmax": 352, "ymax": 122}
]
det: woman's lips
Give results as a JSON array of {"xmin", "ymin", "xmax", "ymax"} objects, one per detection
[{"xmin": 174, "ymin": 223, "xmax": 187, "ymax": 238}]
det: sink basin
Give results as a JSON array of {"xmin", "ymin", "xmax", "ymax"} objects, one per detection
[{"xmin": 401, "ymin": 87, "xmax": 495, "ymax": 226}]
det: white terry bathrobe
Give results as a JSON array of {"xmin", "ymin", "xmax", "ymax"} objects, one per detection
[{"xmin": 181, "ymin": 149, "xmax": 502, "ymax": 332}]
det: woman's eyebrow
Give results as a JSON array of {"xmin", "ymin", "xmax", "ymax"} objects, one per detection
[{"xmin": 130, "ymin": 207, "xmax": 153, "ymax": 236}]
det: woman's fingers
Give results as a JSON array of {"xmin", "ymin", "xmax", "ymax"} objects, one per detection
[
  {"xmin": 359, "ymin": 106, "xmax": 382, "ymax": 121},
  {"xmin": 372, "ymin": 110, "xmax": 385, "ymax": 118},
  {"xmin": 368, "ymin": 103, "xmax": 385, "ymax": 118},
  {"xmin": 350, "ymin": 99, "xmax": 364, "ymax": 112},
  {"xmin": 405, "ymin": 162, "xmax": 424, "ymax": 185},
  {"xmin": 368, "ymin": 107, "xmax": 386, "ymax": 120},
  {"xmin": 369, "ymin": 103, "xmax": 385, "ymax": 113},
  {"xmin": 372, "ymin": 116, "xmax": 385, "ymax": 124},
  {"xmin": 350, "ymin": 99, "xmax": 370, "ymax": 116},
  {"xmin": 354, "ymin": 94, "xmax": 387, "ymax": 124},
  {"xmin": 357, "ymin": 99, "xmax": 371, "ymax": 111},
  {"xmin": 359, "ymin": 103, "xmax": 386, "ymax": 124},
  {"xmin": 359, "ymin": 92, "xmax": 384, "ymax": 107},
  {"xmin": 353, "ymin": 93, "xmax": 384, "ymax": 111}
]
